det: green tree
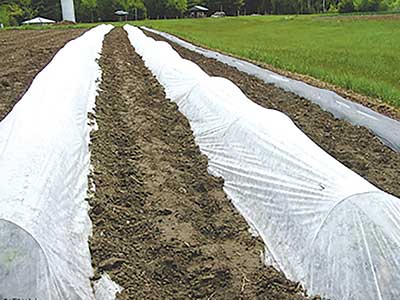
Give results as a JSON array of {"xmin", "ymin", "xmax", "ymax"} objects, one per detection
[
  {"xmin": 207, "ymin": 0, "xmax": 244, "ymax": 15},
  {"xmin": 244, "ymin": 0, "xmax": 272, "ymax": 14},
  {"xmin": 338, "ymin": 0, "xmax": 355, "ymax": 12},
  {"xmin": 144, "ymin": 0, "xmax": 163, "ymax": 18},
  {"xmin": 358, "ymin": 0, "xmax": 382, "ymax": 11},
  {"xmin": 392, "ymin": 0, "xmax": 400, "ymax": 9},
  {"xmin": 187, "ymin": 0, "xmax": 206, "ymax": 8},
  {"xmin": 120, "ymin": 0, "xmax": 146, "ymax": 19},
  {"xmin": 0, "ymin": 0, "xmax": 37, "ymax": 25},
  {"xmin": 81, "ymin": 0, "xmax": 96, "ymax": 21},
  {"xmin": 32, "ymin": 0, "xmax": 61, "ymax": 20},
  {"xmin": 165, "ymin": 0, "xmax": 187, "ymax": 17},
  {"xmin": 96, "ymin": 0, "xmax": 117, "ymax": 21},
  {"xmin": 144, "ymin": 0, "xmax": 186, "ymax": 18},
  {"xmin": 0, "ymin": 4, "xmax": 13, "ymax": 25}
]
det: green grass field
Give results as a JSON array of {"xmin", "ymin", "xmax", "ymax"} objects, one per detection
[{"xmin": 138, "ymin": 15, "xmax": 400, "ymax": 107}]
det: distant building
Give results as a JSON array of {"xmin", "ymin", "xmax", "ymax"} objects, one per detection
[{"xmin": 189, "ymin": 5, "xmax": 209, "ymax": 18}]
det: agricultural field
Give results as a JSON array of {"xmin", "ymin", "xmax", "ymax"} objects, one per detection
[
  {"xmin": 0, "ymin": 29, "xmax": 86, "ymax": 119},
  {"xmin": 0, "ymin": 26, "xmax": 311, "ymax": 300},
  {"xmin": 1, "ymin": 20, "xmax": 400, "ymax": 300},
  {"xmin": 139, "ymin": 14, "xmax": 400, "ymax": 107}
]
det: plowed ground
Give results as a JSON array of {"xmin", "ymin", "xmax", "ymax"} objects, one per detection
[
  {"xmin": 89, "ymin": 27, "xmax": 310, "ymax": 300},
  {"xmin": 2, "ymin": 26, "xmax": 399, "ymax": 300},
  {"xmin": 0, "ymin": 29, "xmax": 86, "ymax": 121}
]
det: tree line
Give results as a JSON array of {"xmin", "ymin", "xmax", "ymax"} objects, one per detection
[{"xmin": 1, "ymin": 0, "xmax": 399, "ymax": 25}]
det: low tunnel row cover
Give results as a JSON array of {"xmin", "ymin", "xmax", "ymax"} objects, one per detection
[
  {"xmin": 124, "ymin": 25, "xmax": 400, "ymax": 300},
  {"xmin": 0, "ymin": 25, "xmax": 117, "ymax": 299},
  {"xmin": 142, "ymin": 26, "xmax": 400, "ymax": 153}
]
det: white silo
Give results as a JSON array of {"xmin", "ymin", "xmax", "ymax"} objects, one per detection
[{"xmin": 61, "ymin": 0, "xmax": 76, "ymax": 22}]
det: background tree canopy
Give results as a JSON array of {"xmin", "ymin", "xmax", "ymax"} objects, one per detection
[{"xmin": 0, "ymin": 0, "xmax": 399, "ymax": 25}]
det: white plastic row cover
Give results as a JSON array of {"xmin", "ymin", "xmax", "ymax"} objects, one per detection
[
  {"xmin": 0, "ymin": 25, "xmax": 121, "ymax": 299},
  {"xmin": 142, "ymin": 26, "xmax": 400, "ymax": 153},
  {"xmin": 124, "ymin": 25, "xmax": 400, "ymax": 300}
]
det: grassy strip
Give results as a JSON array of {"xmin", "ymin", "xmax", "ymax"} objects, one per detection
[{"xmin": 136, "ymin": 14, "xmax": 400, "ymax": 107}]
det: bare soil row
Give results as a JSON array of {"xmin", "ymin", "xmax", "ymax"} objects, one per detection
[{"xmin": 89, "ymin": 27, "xmax": 310, "ymax": 300}]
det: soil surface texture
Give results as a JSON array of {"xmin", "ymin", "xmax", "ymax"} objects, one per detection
[
  {"xmin": 89, "ymin": 28, "xmax": 313, "ymax": 300},
  {"xmin": 0, "ymin": 29, "xmax": 86, "ymax": 121},
  {"xmin": 146, "ymin": 31, "xmax": 400, "ymax": 199}
]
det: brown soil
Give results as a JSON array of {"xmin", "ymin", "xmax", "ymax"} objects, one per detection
[
  {"xmin": 89, "ymin": 28, "xmax": 314, "ymax": 300},
  {"xmin": 55, "ymin": 21, "xmax": 77, "ymax": 26},
  {"xmin": 0, "ymin": 29, "xmax": 86, "ymax": 121},
  {"xmin": 146, "ymin": 31, "xmax": 400, "ymax": 199}
]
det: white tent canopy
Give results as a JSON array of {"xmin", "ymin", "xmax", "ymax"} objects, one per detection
[
  {"xmin": 22, "ymin": 17, "xmax": 56, "ymax": 24},
  {"xmin": 115, "ymin": 10, "xmax": 129, "ymax": 16},
  {"xmin": 189, "ymin": 5, "xmax": 209, "ymax": 11}
]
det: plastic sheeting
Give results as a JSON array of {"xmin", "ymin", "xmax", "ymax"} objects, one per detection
[
  {"xmin": 125, "ymin": 25, "xmax": 400, "ymax": 300},
  {"xmin": 142, "ymin": 27, "xmax": 400, "ymax": 153},
  {"xmin": 0, "ymin": 25, "xmax": 116, "ymax": 299},
  {"xmin": 94, "ymin": 273, "xmax": 123, "ymax": 299}
]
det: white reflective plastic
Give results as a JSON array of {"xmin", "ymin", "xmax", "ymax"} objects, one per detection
[
  {"xmin": 0, "ymin": 25, "xmax": 114, "ymax": 299},
  {"xmin": 124, "ymin": 25, "xmax": 400, "ymax": 300}
]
